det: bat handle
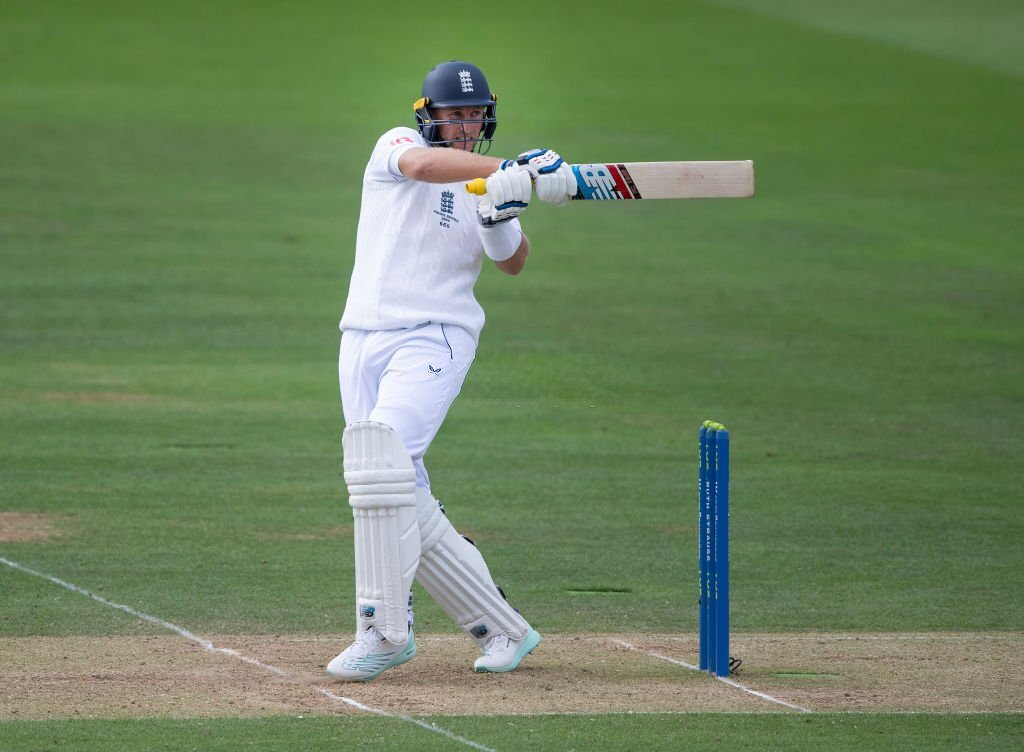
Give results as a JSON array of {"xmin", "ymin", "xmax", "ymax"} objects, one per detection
[{"xmin": 465, "ymin": 178, "xmax": 487, "ymax": 196}]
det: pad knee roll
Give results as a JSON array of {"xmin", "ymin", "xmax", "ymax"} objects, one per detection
[
  {"xmin": 344, "ymin": 421, "xmax": 420, "ymax": 644},
  {"xmin": 414, "ymin": 489, "xmax": 529, "ymax": 648}
]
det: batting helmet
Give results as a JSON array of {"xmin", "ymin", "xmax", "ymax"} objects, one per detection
[{"xmin": 414, "ymin": 61, "xmax": 497, "ymax": 153}]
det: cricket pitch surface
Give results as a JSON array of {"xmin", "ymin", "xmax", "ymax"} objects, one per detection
[{"xmin": 2, "ymin": 632, "xmax": 1021, "ymax": 718}]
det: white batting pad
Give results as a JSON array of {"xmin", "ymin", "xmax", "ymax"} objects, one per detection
[
  {"xmin": 414, "ymin": 489, "xmax": 529, "ymax": 648},
  {"xmin": 343, "ymin": 421, "xmax": 420, "ymax": 644}
]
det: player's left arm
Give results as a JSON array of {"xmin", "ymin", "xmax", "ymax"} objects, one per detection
[{"xmin": 399, "ymin": 147, "xmax": 504, "ymax": 183}]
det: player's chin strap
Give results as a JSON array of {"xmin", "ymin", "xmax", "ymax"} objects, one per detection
[
  {"xmin": 413, "ymin": 488, "xmax": 529, "ymax": 649},
  {"xmin": 343, "ymin": 421, "xmax": 420, "ymax": 645}
]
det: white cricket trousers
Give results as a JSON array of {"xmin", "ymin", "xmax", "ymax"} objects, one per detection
[{"xmin": 338, "ymin": 323, "xmax": 476, "ymax": 489}]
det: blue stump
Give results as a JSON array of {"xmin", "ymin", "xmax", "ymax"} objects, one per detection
[{"xmin": 698, "ymin": 421, "xmax": 729, "ymax": 676}]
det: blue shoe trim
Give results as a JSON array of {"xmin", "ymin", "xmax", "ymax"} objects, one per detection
[{"xmin": 336, "ymin": 628, "xmax": 416, "ymax": 682}]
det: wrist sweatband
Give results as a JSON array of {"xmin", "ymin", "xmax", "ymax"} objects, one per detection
[{"xmin": 481, "ymin": 221, "xmax": 521, "ymax": 262}]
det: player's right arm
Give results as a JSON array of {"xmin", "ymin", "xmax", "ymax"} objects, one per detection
[
  {"xmin": 476, "ymin": 167, "xmax": 532, "ymax": 275},
  {"xmin": 492, "ymin": 232, "xmax": 529, "ymax": 276}
]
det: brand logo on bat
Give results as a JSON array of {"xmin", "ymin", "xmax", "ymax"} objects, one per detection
[{"xmin": 572, "ymin": 164, "xmax": 642, "ymax": 200}]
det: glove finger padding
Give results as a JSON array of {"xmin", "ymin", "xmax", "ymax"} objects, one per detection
[
  {"xmin": 485, "ymin": 165, "xmax": 532, "ymax": 207},
  {"xmin": 534, "ymin": 168, "xmax": 575, "ymax": 206},
  {"xmin": 518, "ymin": 148, "xmax": 576, "ymax": 205},
  {"xmin": 479, "ymin": 165, "xmax": 531, "ymax": 226}
]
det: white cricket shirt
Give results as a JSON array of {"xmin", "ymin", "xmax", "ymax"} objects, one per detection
[{"xmin": 340, "ymin": 127, "xmax": 519, "ymax": 343}]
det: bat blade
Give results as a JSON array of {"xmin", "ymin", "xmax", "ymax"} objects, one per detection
[
  {"xmin": 464, "ymin": 160, "xmax": 755, "ymax": 200},
  {"xmin": 571, "ymin": 161, "xmax": 754, "ymax": 200}
]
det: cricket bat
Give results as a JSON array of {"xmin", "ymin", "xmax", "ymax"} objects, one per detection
[{"xmin": 466, "ymin": 160, "xmax": 754, "ymax": 200}]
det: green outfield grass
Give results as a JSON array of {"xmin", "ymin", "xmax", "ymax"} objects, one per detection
[
  {"xmin": 1, "ymin": 714, "xmax": 1021, "ymax": 752},
  {"xmin": 2, "ymin": 0, "xmax": 1021, "ymax": 748}
]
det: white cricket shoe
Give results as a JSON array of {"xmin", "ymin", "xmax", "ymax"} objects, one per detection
[
  {"xmin": 473, "ymin": 628, "xmax": 541, "ymax": 673},
  {"xmin": 326, "ymin": 626, "xmax": 416, "ymax": 682}
]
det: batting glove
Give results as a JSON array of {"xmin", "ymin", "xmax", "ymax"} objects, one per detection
[
  {"xmin": 478, "ymin": 163, "xmax": 532, "ymax": 226},
  {"xmin": 517, "ymin": 148, "xmax": 577, "ymax": 206}
]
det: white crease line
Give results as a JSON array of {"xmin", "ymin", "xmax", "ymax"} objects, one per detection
[
  {"xmin": 713, "ymin": 675, "xmax": 813, "ymax": 713},
  {"xmin": 1, "ymin": 556, "xmax": 496, "ymax": 752},
  {"xmin": 316, "ymin": 688, "xmax": 496, "ymax": 752},
  {"xmin": 614, "ymin": 639, "xmax": 812, "ymax": 713}
]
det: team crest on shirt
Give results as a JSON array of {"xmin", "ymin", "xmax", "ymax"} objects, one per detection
[{"xmin": 433, "ymin": 189, "xmax": 458, "ymax": 229}]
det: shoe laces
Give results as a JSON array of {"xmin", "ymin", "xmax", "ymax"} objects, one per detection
[
  {"xmin": 483, "ymin": 633, "xmax": 510, "ymax": 654},
  {"xmin": 349, "ymin": 627, "xmax": 384, "ymax": 659}
]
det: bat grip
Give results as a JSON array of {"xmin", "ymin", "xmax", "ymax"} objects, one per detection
[{"xmin": 465, "ymin": 178, "xmax": 487, "ymax": 196}]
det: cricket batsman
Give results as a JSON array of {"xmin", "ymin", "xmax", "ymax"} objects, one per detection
[{"xmin": 326, "ymin": 61, "xmax": 575, "ymax": 681}]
